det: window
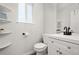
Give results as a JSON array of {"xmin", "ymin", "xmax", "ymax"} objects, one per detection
[
  {"xmin": 18, "ymin": 3, "xmax": 32, "ymax": 23},
  {"xmin": 26, "ymin": 4, "xmax": 32, "ymax": 23}
]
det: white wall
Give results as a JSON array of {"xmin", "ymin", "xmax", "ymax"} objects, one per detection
[
  {"xmin": 56, "ymin": 4, "xmax": 71, "ymax": 31},
  {"xmin": 43, "ymin": 4, "xmax": 57, "ymax": 34},
  {"xmin": 0, "ymin": 3, "xmax": 44, "ymax": 55},
  {"xmin": 58, "ymin": 8, "xmax": 71, "ymax": 30}
]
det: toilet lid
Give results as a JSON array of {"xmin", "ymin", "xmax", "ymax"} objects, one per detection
[{"xmin": 34, "ymin": 43, "xmax": 47, "ymax": 49}]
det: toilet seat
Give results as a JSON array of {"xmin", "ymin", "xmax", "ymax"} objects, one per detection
[
  {"xmin": 34, "ymin": 43, "xmax": 47, "ymax": 49},
  {"xmin": 34, "ymin": 43, "xmax": 47, "ymax": 52}
]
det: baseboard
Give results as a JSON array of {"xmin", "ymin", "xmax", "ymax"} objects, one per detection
[{"xmin": 23, "ymin": 50, "xmax": 36, "ymax": 55}]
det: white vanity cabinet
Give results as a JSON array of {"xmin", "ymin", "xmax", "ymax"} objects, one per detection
[{"xmin": 43, "ymin": 34, "xmax": 79, "ymax": 55}]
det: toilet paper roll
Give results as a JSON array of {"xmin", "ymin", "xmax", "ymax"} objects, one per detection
[{"xmin": 22, "ymin": 32, "xmax": 29, "ymax": 36}]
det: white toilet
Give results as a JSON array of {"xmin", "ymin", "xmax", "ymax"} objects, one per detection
[{"xmin": 34, "ymin": 43, "xmax": 47, "ymax": 55}]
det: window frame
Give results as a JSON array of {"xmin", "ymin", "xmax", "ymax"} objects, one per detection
[{"xmin": 17, "ymin": 3, "xmax": 33, "ymax": 24}]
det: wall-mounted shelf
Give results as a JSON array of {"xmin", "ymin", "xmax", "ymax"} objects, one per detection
[
  {"xmin": 0, "ymin": 30, "xmax": 11, "ymax": 35},
  {"xmin": 0, "ymin": 5, "xmax": 12, "ymax": 49},
  {"xmin": 0, "ymin": 31, "xmax": 12, "ymax": 49},
  {"xmin": 0, "ymin": 31, "xmax": 11, "ymax": 35},
  {"xmin": 0, "ymin": 41, "xmax": 12, "ymax": 49},
  {"xmin": 0, "ymin": 20, "xmax": 11, "ymax": 23}
]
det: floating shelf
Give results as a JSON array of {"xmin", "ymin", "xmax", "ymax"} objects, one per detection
[
  {"xmin": 0, "ymin": 20, "xmax": 11, "ymax": 23},
  {"xmin": 0, "ymin": 31, "xmax": 11, "ymax": 35},
  {"xmin": 0, "ymin": 41, "xmax": 12, "ymax": 49}
]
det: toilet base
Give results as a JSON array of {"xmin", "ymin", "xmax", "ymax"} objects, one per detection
[{"xmin": 36, "ymin": 50, "xmax": 47, "ymax": 55}]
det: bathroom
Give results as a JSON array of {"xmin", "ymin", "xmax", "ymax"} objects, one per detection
[{"xmin": 0, "ymin": 3, "xmax": 79, "ymax": 55}]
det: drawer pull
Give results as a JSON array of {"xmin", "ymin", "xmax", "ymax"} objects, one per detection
[
  {"xmin": 56, "ymin": 50, "xmax": 63, "ymax": 55},
  {"xmin": 51, "ymin": 41, "xmax": 54, "ymax": 43},
  {"xmin": 67, "ymin": 47, "xmax": 71, "ymax": 49},
  {"xmin": 59, "ymin": 52, "xmax": 63, "ymax": 55},
  {"xmin": 56, "ymin": 50, "xmax": 59, "ymax": 52}
]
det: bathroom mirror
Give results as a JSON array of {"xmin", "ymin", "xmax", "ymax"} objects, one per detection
[{"xmin": 56, "ymin": 3, "xmax": 79, "ymax": 33}]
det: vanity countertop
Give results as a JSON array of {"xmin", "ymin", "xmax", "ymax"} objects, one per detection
[{"xmin": 44, "ymin": 33, "xmax": 79, "ymax": 45}]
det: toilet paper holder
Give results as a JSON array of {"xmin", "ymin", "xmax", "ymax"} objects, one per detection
[
  {"xmin": 22, "ymin": 33, "xmax": 25, "ymax": 35},
  {"xmin": 22, "ymin": 32, "xmax": 29, "ymax": 36}
]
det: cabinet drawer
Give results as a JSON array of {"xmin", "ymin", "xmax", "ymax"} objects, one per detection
[
  {"xmin": 49, "ymin": 40, "xmax": 70, "ymax": 55},
  {"xmin": 48, "ymin": 37, "xmax": 79, "ymax": 55},
  {"xmin": 59, "ymin": 41, "xmax": 79, "ymax": 55}
]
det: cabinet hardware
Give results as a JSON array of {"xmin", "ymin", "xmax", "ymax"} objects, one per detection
[
  {"xmin": 51, "ymin": 41, "xmax": 54, "ymax": 43},
  {"xmin": 59, "ymin": 52, "xmax": 62, "ymax": 55},
  {"xmin": 56, "ymin": 50, "xmax": 63, "ymax": 55},
  {"xmin": 67, "ymin": 47, "xmax": 71, "ymax": 49},
  {"xmin": 56, "ymin": 50, "xmax": 59, "ymax": 52}
]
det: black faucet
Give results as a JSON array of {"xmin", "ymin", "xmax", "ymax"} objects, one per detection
[
  {"xmin": 64, "ymin": 26, "xmax": 68, "ymax": 35},
  {"xmin": 64, "ymin": 26, "xmax": 67, "ymax": 32},
  {"xmin": 64, "ymin": 26, "xmax": 72, "ymax": 35},
  {"xmin": 68, "ymin": 27, "xmax": 70, "ymax": 33}
]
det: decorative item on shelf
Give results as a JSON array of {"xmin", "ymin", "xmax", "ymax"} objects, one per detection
[
  {"xmin": 0, "ymin": 13, "xmax": 11, "ymax": 23},
  {"xmin": 0, "ymin": 28, "xmax": 4, "ymax": 32},
  {"xmin": 0, "ymin": 28, "xmax": 11, "ymax": 35},
  {"xmin": 56, "ymin": 21, "xmax": 62, "ymax": 33},
  {"xmin": 0, "ymin": 5, "xmax": 11, "ymax": 23},
  {"xmin": 56, "ymin": 29, "xmax": 61, "ymax": 33}
]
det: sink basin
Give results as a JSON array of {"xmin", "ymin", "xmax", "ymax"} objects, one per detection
[{"xmin": 44, "ymin": 33, "xmax": 79, "ymax": 45}]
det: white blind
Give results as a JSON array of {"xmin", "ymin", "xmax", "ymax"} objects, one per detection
[
  {"xmin": 18, "ymin": 3, "xmax": 32, "ymax": 23},
  {"xmin": 26, "ymin": 4, "xmax": 32, "ymax": 23}
]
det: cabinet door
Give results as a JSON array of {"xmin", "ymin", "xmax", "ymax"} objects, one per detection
[
  {"xmin": 55, "ymin": 43, "xmax": 70, "ymax": 55},
  {"xmin": 43, "ymin": 36, "xmax": 58, "ymax": 55},
  {"xmin": 48, "ymin": 39, "xmax": 59, "ymax": 55},
  {"xmin": 57, "ymin": 40, "xmax": 79, "ymax": 55},
  {"xmin": 51, "ymin": 37, "xmax": 79, "ymax": 55},
  {"xmin": 45, "ymin": 37, "xmax": 59, "ymax": 55},
  {"xmin": 48, "ymin": 39, "xmax": 70, "ymax": 55}
]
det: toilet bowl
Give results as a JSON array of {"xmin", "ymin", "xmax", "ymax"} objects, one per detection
[{"xmin": 34, "ymin": 43, "xmax": 47, "ymax": 55}]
